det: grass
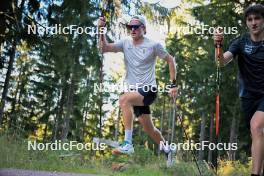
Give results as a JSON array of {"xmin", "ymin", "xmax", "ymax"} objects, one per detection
[
  {"xmin": 218, "ymin": 160, "xmax": 251, "ymax": 176},
  {"xmin": 0, "ymin": 134, "xmax": 108, "ymax": 175},
  {"xmin": 0, "ymin": 134, "xmax": 250, "ymax": 176}
]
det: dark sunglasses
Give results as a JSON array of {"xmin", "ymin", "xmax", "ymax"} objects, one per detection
[{"xmin": 126, "ymin": 24, "xmax": 142, "ymax": 30}]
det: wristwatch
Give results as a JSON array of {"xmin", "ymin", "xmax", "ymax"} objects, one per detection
[{"xmin": 170, "ymin": 79, "xmax": 177, "ymax": 88}]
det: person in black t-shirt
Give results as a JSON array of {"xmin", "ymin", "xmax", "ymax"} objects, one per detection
[{"xmin": 214, "ymin": 4, "xmax": 264, "ymax": 176}]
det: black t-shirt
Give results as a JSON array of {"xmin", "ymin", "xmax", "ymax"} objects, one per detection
[{"xmin": 228, "ymin": 34, "xmax": 264, "ymax": 98}]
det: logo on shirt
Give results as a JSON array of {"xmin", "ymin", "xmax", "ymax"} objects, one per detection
[
  {"xmin": 244, "ymin": 41, "xmax": 264, "ymax": 55},
  {"xmin": 244, "ymin": 44, "xmax": 253, "ymax": 54},
  {"xmin": 141, "ymin": 47, "xmax": 153, "ymax": 58}
]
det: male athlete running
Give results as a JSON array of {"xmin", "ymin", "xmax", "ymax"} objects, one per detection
[
  {"xmin": 214, "ymin": 4, "xmax": 264, "ymax": 176},
  {"xmin": 98, "ymin": 15, "xmax": 177, "ymax": 166}
]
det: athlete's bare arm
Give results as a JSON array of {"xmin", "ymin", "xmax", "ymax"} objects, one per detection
[
  {"xmin": 164, "ymin": 54, "xmax": 178, "ymax": 98},
  {"xmin": 98, "ymin": 17, "xmax": 122, "ymax": 53},
  {"xmin": 164, "ymin": 54, "xmax": 176, "ymax": 81}
]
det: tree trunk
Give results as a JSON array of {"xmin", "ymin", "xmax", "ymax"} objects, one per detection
[
  {"xmin": 61, "ymin": 78, "xmax": 74, "ymax": 141},
  {"xmin": 52, "ymin": 112, "xmax": 58, "ymax": 142},
  {"xmin": 82, "ymin": 101, "xmax": 88, "ymax": 141},
  {"xmin": 43, "ymin": 122, "xmax": 48, "ymax": 142},
  {"xmin": 208, "ymin": 115, "xmax": 214, "ymax": 164},
  {"xmin": 53, "ymin": 80, "xmax": 66, "ymax": 141},
  {"xmin": 228, "ymin": 116, "xmax": 237, "ymax": 161},
  {"xmin": 9, "ymin": 66, "xmax": 21, "ymax": 127},
  {"xmin": 0, "ymin": 0, "xmax": 26, "ymax": 127},
  {"xmin": 82, "ymin": 73, "xmax": 91, "ymax": 141},
  {"xmin": 198, "ymin": 112, "xmax": 206, "ymax": 161},
  {"xmin": 0, "ymin": 39, "xmax": 16, "ymax": 126},
  {"xmin": 10, "ymin": 62, "xmax": 28, "ymax": 128}
]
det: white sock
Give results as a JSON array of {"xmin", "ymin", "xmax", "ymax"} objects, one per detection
[
  {"xmin": 124, "ymin": 129, "xmax": 133, "ymax": 144},
  {"xmin": 160, "ymin": 141, "xmax": 170, "ymax": 153}
]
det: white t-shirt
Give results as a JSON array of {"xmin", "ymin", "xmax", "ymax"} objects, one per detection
[{"xmin": 114, "ymin": 37, "xmax": 168, "ymax": 87}]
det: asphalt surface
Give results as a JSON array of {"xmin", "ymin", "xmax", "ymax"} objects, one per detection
[{"xmin": 0, "ymin": 169, "xmax": 98, "ymax": 176}]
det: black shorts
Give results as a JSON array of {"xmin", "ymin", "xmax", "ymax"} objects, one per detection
[
  {"xmin": 132, "ymin": 86, "xmax": 157, "ymax": 117},
  {"xmin": 241, "ymin": 93, "xmax": 264, "ymax": 129}
]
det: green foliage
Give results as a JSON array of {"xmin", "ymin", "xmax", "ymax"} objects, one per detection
[
  {"xmin": 0, "ymin": 134, "xmax": 216, "ymax": 176},
  {"xmin": 1, "ymin": 0, "xmax": 261, "ymax": 174},
  {"xmin": 132, "ymin": 145, "xmax": 156, "ymax": 166}
]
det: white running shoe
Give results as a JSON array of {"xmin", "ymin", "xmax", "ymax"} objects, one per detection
[
  {"xmin": 112, "ymin": 141, "xmax": 134, "ymax": 155},
  {"xmin": 166, "ymin": 148, "xmax": 176, "ymax": 168}
]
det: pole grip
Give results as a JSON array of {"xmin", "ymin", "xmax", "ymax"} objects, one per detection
[{"xmin": 215, "ymin": 41, "xmax": 222, "ymax": 59}]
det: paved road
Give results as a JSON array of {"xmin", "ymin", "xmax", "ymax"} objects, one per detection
[{"xmin": 0, "ymin": 169, "xmax": 98, "ymax": 176}]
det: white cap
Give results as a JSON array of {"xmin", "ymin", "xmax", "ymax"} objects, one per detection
[{"xmin": 130, "ymin": 15, "xmax": 146, "ymax": 26}]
